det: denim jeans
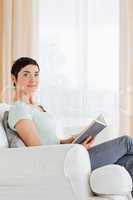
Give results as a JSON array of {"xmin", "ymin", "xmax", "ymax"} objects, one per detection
[{"xmin": 88, "ymin": 135, "xmax": 133, "ymax": 195}]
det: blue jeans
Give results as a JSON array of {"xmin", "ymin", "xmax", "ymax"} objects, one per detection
[
  {"xmin": 89, "ymin": 135, "xmax": 133, "ymax": 170},
  {"xmin": 88, "ymin": 135, "xmax": 133, "ymax": 194}
]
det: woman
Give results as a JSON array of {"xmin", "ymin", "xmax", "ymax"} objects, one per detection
[
  {"xmin": 8, "ymin": 57, "xmax": 133, "ymax": 189},
  {"xmin": 9, "ymin": 57, "xmax": 94, "ymax": 148}
]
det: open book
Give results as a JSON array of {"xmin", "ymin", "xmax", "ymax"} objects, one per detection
[{"xmin": 73, "ymin": 114, "xmax": 107, "ymax": 144}]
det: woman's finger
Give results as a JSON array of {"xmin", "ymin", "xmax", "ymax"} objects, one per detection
[
  {"xmin": 86, "ymin": 139, "xmax": 95, "ymax": 148},
  {"xmin": 88, "ymin": 138, "xmax": 95, "ymax": 145},
  {"xmin": 83, "ymin": 136, "xmax": 93, "ymax": 144}
]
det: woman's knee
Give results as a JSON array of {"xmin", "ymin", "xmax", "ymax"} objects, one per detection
[
  {"xmin": 120, "ymin": 135, "xmax": 133, "ymax": 150},
  {"xmin": 121, "ymin": 135, "xmax": 132, "ymax": 142}
]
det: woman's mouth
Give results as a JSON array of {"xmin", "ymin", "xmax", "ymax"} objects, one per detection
[{"xmin": 27, "ymin": 85, "xmax": 37, "ymax": 88}]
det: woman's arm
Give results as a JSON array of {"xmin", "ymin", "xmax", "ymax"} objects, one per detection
[
  {"xmin": 15, "ymin": 119, "xmax": 43, "ymax": 146},
  {"xmin": 60, "ymin": 136, "xmax": 75, "ymax": 144},
  {"xmin": 60, "ymin": 132, "xmax": 82, "ymax": 144}
]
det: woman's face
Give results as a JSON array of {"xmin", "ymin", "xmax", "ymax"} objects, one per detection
[{"xmin": 12, "ymin": 64, "xmax": 40, "ymax": 95}]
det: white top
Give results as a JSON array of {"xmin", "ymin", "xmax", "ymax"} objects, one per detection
[{"xmin": 8, "ymin": 101, "xmax": 60, "ymax": 145}]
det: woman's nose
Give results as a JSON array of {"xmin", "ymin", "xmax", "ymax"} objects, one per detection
[{"xmin": 29, "ymin": 74, "xmax": 36, "ymax": 81}]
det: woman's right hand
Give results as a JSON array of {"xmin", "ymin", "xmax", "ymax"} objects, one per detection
[{"xmin": 81, "ymin": 136, "xmax": 95, "ymax": 150}]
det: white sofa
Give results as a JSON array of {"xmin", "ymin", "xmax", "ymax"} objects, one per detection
[{"xmin": 0, "ymin": 103, "xmax": 132, "ymax": 200}]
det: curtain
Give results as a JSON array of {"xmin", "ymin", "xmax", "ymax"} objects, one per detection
[
  {"xmin": 119, "ymin": 0, "xmax": 133, "ymax": 136},
  {"xmin": 0, "ymin": 0, "xmax": 38, "ymax": 103},
  {"xmin": 39, "ymin": 0, "xmax": 119, "ymax": 141}
]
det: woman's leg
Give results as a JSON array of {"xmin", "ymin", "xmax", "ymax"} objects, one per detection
[
  {"xmin": 115, "ymin": 155, "xmax": 133, "ymax": 196},
  {"xmin": 116, "ymin": 154, "xmax": 133, "ymax": 175},
  {"xmin": 88, "ymin": 135, "xmax": 133, "ymax": 170}
]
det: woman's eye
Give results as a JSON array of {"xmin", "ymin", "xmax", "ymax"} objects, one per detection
[
  {"xmin": 23, "ymin": 73, "xmax": 28, "ymax": 77},
  {"xmin": 35, "ymin": 74, "xmax": 39, "ymax": 77}
]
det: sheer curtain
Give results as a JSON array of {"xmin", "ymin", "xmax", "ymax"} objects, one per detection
[{"xmin": 38, "ymin": 0, "xmax": 119, "ymax": 142}]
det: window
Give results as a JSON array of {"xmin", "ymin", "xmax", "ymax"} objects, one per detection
[{"xmin": 38, "ymin": 0, "xmax": 119, "ymax": 142}]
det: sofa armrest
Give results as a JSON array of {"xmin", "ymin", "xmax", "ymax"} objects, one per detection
[
  {"xmin": 64, "ymin": 144, "xmax": 93, "ymax": 199},
  {"xmin": 0, "ymin": 144, "xmax": 92, "ymax": 200},
  {"xmin": 90, "ymin": 164, "xmax": 132, "ymax": 195}
]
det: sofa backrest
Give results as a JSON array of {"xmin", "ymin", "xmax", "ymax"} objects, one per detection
[{"xmin": 0, "ymin": 103, "xmax": 11, "ymax": 148}]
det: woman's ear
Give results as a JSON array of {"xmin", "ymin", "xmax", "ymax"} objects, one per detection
[{"xmin": 11, "ymin": 75, "xmax": 16, "ymax": 87}]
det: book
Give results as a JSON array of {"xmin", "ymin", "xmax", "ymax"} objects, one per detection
[{"xmin": 73, "ymin": 114, "xmax": 107, "ymax": 144}]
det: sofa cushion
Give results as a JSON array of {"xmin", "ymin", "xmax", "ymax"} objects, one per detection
[
  {"xmin": 2, "ymin": 111, "xmax": 25, "ymax": 148},
  {"xmin": 0, "ymin": 120, "xmax": 8, "ymax": 148},
  {"xmin": 0, "ymin": 103, "xmax": 11, "ymax": 148},
  {"xmin": 90, "ymin": 164, "xmax": 132, "ymax": 195}
]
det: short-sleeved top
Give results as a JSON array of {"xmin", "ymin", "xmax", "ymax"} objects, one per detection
[{"xmin": 8, "ymin": 101, "xmax": 60, "ymax": 145}]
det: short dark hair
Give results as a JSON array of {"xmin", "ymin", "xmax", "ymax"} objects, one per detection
[{"xmin": 11, "ymin": 57, "xmax": 40, "ymax": 79}]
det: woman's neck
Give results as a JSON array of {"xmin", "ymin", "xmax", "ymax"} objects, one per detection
[{"xmin": 14, "ymin": 92, "xmax": 36, "ymax": 105}]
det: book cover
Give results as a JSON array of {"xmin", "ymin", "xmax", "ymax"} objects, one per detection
[{"xmin": 74, "ymin": 114, "xmax": 107, "ymax": 144}]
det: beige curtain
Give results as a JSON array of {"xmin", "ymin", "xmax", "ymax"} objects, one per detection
[
  {"xmin": 119, "ymin": 0, "xmax": 133, "ymax": 136},
  {"xmin": 0, "ymin": 0, "xmax": 38, "ymax": 103}
]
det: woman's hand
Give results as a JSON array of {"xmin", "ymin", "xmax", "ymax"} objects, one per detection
[
  {"xmin": 72, "ymin": 136, "xmax": 95, "ymax": 150},
  {"xmin": 81, "ymin": 136, "xmax": 95, "ymax": 150},
  {"xmin": 60, "ymin": 136, "xmax": 95, "ymax": 150},
  {"xmin": 60, "ymin": 136, "xmax": 75, "ymax": 144}
]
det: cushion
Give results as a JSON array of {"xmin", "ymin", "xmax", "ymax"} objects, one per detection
[
  {"xmin": 0, "ymin": 121, "xmax": 8, "ymax": 148},
  {"xmin": 0, "ymin": 103, "xmax": 11, "ymax": 148},
  {"xmin": 2, "ymin": 111, "xmax": 25, "ymax": 148},
  {"xmin": 90, "ymin": 164, "xmax": 132, "ymax": 195}
]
